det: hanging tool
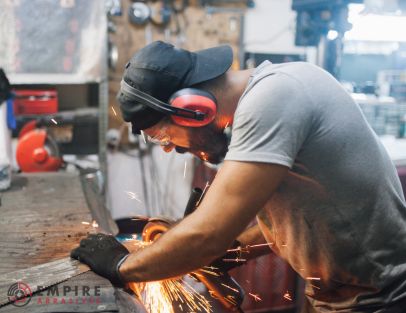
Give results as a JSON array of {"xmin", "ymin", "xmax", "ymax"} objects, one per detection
[
  {"xmin": 150, "ymin": 0, "xmax": 172, "ymax": 26},
  {"xmin": 128, "ymin": 1, "xmax": 151, "ymax": 25}
]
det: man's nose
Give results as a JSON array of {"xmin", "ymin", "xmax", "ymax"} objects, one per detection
[{"xmin": 162, "ymin": 143, "xmax": 175, "ymax": 153}]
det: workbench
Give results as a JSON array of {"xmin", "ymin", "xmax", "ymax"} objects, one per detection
[{"xmin": 0, "ymin": 172, "xmax": 145, "ymax": 313}]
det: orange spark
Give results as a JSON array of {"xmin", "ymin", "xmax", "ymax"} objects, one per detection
[
  {"xmin": 198, "ymin": 268, "xmax": 220, "ymax": 277},
  {"xmin": 283, "ymin": 291, "xmax": 292, "ymax": 301},
  {"xmin": 111, "ymin": 106, "xmax": 117, "ymax": 116},
  {"xmin": 81, "ymin": 221, "xmax": 90, "ymax": 225},
  {"xmin": 306, "ymin": 277, "xmax": 321, "ymax": 281},
  {"xmin": 203, "ymin": 266, "xmax": 218, "ymax": 270},
  {"xmin": 221, "ymin": 283, "xmax": 239, "ymax": 293},
  {"xmin": 140, "ymin": 130, "xmax": 147, "ymax": 144},
  {"xmin": 248, "ymin": 293, "xmax": 262, "ymax": 302},
  {"xmin": 225, "ymin": 295, "xmax": 238, "ymax": 305},
  {"xmin": 197, "ymin": 181, "xmax": 210, "ymax": 206},
  {"xmin": 248, "ymin": 243, "xmax": 274, "ymax": 249},
  {"xmin": 222, "ymin": 258, "xmax": 247, "ymax": 262},
  {"xmin": 199, "ymin": 152, "xmax": 209, "ymax": 161},
  {"xmin": 124, "ymin": 191, "xmax": 142, "ymax": 203}
]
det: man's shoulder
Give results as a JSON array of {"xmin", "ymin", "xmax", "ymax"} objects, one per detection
[
  {"xmin": 253, "ymin": 61, "xmax": 326, "ymax": 83},
  {"xmin": 240, "ymin": 62, "xmax": 318, "ymax": 108},
  {"xmin": 238, "ymin": 61, "xmax": 334, "ymax": 114}
]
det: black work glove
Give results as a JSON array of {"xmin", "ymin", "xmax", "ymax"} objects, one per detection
[
  {"xmin": 210, "ymin": 240, "xmax": 247, "ymax": 273},
  {"xmin": 71, "ymin": 233, "xmax": 129, "ymax": 287}
]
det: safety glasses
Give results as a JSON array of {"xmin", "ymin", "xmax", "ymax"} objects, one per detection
[{"xmin": 141, "ymin": 128, "xmax": 171, "ymax": 146}]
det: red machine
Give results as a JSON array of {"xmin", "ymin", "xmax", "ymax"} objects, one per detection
[
  {"xmin": 13, "ymin": 89, "xmax": 58, "ymax": 116},
  {"xmin": 16, "ymin": 122, "xmax": 62, "ymax": 173}
]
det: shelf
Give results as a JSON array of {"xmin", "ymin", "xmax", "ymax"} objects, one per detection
[{"xmin": 8, "ymin": 73, "xmax": 103, "ymax": 85}]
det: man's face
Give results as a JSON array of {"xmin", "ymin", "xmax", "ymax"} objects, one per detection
[{"xmin": 144, "ymin": 120, "xmax": 229, "ymax": 164}]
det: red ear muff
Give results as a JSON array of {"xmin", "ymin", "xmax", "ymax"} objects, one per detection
[{"xmin": 169, "ymin": 88, "xmax": 217, "ymax": 127}]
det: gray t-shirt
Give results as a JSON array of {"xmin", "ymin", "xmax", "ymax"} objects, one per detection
[{"xmin": 225, "ymin": 61, "xmax": 406, "ymax": 312}]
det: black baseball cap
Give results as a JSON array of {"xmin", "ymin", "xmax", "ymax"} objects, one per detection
[{"xmin": 118, "ymin": 41, "xmax": 233, "ymax": 134}]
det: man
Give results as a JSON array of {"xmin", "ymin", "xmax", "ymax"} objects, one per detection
[{"xmin": 72, "ymin": 41, "xmax": 406, "ymax": 312}]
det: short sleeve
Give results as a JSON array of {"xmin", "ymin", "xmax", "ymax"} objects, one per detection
[{"xmin": 225, "ymin": 72, "xmax": 315, "ymax": 168}]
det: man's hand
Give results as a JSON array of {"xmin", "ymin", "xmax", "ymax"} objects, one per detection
[{"xmin": 71, "ymin": 233, "xmax": 129, "ymax": 287}]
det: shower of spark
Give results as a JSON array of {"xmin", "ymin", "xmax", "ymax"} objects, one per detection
[
  {"xmin": 125, "ymin": 239, "xmax": 213, "ymax": 313},
  {"xmin": 111, "ymin": 106, "xmax": 117, "ymax": 116},
  {"xmin": 129, "ymin": 275, "xmax": 212, "ymax": 313},
  {"xmin": 124, "ymin": 191, "xmax": 142, "ymax": 203},
  {"xmin": 51, "ymin": 118, "xmax": 58, "ymax": 125}
]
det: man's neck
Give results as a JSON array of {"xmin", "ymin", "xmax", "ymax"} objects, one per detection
[{"xmin": 215, "ymin": 68, "xmax": 254, "ymax": 128}]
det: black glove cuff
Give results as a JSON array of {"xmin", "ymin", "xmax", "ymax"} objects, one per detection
[{"xmin": 110, "ymin": 253, "xmax": 130, "ymax": 287}]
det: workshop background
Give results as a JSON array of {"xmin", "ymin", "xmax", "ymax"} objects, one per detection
[{"xmin": 1, "ymin": 0, "xmax": 406, "ymax": 313}]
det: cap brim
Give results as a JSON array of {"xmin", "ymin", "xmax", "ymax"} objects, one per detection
[{"xmin": 186, "ymin": 45, "xmax": 233, "ymax": 86}]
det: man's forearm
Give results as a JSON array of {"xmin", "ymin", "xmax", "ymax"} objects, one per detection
[
  {"xmin": 119, "ymin": 162, "xmax": 284, "ymax": 283},
  {"xmin": 119, "ymin": 224, "xmax": 272, "ymax": 283}
]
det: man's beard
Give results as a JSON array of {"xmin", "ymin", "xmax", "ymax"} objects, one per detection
[{"xmin": 176, "ymin": 124, "xmax": 229, "ymax": 165}]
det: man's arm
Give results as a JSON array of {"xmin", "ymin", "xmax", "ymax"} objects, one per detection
[{"xmin": 119, "ymin": 161, "xmax": 287, "ymax": 282}]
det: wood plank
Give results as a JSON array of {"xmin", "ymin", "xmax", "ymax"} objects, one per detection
[{"xmin": 0, "ymin": 173, "xmax": 123, "ymax": 312}]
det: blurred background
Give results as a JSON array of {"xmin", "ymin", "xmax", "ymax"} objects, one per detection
[{"xmin": 1, "ymin": 1, "xmax": 406, "ymax": 312}]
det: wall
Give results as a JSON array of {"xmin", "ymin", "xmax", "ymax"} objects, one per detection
[{"xmin": 243, "ymin": 0, "xmax": 317, "ymax": 63}]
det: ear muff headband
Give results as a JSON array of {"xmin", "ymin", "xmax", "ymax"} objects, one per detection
[{"xmin": 120, "ymin": 80, "xmax": 206, "ymax": 121}]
